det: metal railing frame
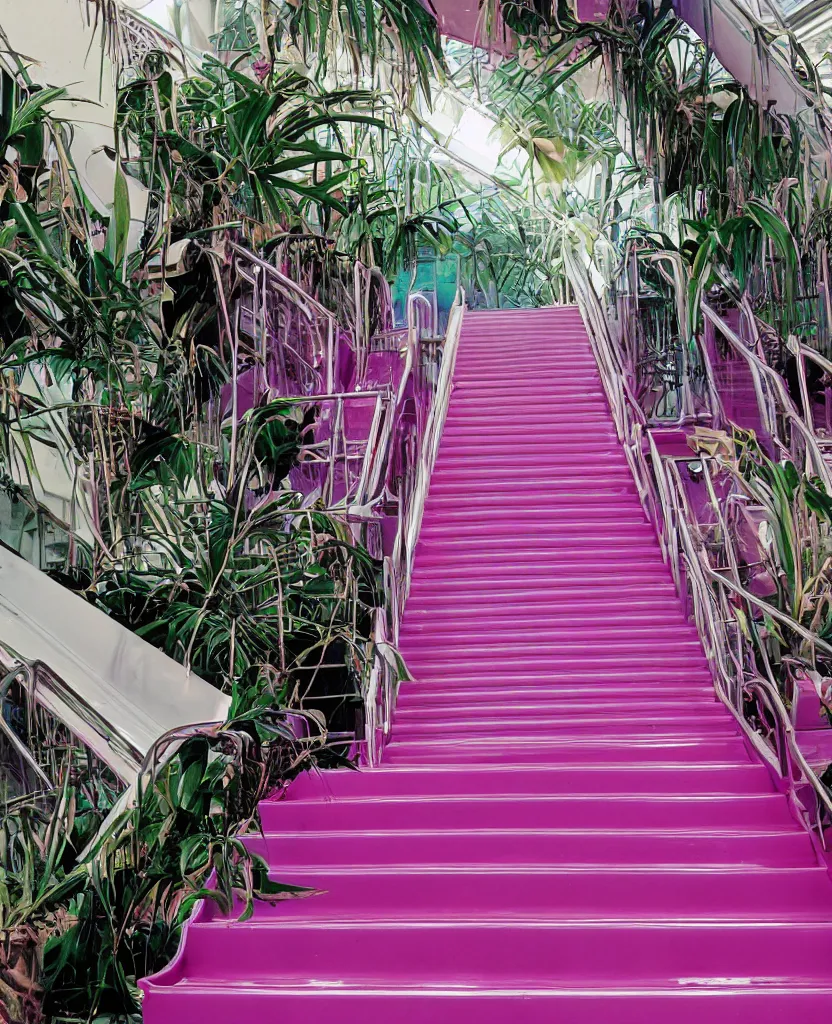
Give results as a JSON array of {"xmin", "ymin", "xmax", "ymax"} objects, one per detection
[{"xmin": 566, "ymin": 247, "xmax": 832, "ymax": 855}]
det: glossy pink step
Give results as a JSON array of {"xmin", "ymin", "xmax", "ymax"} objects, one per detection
[
  {"xmin": 253, "ymin": 866, "xmax": 832, "ymax": 919},
  {"xmin": 245, "ymin": 825, "xmax": 814, "ymax": 870},
  {"xmin": 138, "ymin": 981, "xmax": 832, "ymax": 1023},
  {"xmin": 285, "ymin": 763, "xmax": 772, "ymax": 798},
  {"xmin": 380, "ymin": 734, "xmax": 750, "ymax": 766},
  {"xmin": 269, "ymin": 793, "xmax": 796, "ymax": 832}
]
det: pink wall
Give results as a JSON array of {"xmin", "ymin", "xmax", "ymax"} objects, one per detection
[{"xmin": 428, "ymin": 0, "xmax": 610, "ymax": 46}]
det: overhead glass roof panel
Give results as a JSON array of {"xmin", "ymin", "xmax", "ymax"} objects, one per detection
[{"xmin": 749, "ymin": 0, "xmax": 832, "ymax": 83}]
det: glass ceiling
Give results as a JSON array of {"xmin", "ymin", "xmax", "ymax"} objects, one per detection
[{"xmin": 750, "ymin": 0, "xmax": 832, "ymax": 83}]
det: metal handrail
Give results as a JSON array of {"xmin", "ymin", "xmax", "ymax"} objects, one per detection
[
  {"xmin": 401, "ymin": 290, "xmax": 465, "ymax": 589},
  {"xmin": 354, "ymin": 262, "xmax": 396, "ymax": 380},
  {"xmin": 702, "ymin": 298, "xmax": 832, "ymax": 489},
  {"xmin": 361, "ymin": 289, "xmax": 466, "ymax": 765},
  {"xmin": 232, "ymin": 245, "xmax": 339, "ymax": 394},
  {"xmin": 407, "ymin": 292, "xmax": 437, "ymax": 341},
  {"xmin": 564, "ymin": 242, "xmax": 663, "ymax": 526},
  {"xmin": 221, "ymin": 244, "xmax": 464, "ymax": 763},
  {"xmin": 0, "ymin": 648, "xmax": 143, "ymax": 787},
  {"xmin": 231, "ymin": 246, "xmax": 464, "ymax": 763}
]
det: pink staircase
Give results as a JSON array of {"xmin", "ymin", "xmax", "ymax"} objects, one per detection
[{"xmin": 141, "ymin": 306, "xmax": 832, "ymax": 1021}]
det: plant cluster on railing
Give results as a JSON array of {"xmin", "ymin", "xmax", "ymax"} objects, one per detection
[
  {"xmin": 566, "ymin": 234, "xmax": 832, "ymax": 852},
  {"xmin": 701, "ymin": 294, "xmax": 832, "ymax": 483},
  {"xmin": 0, "ymin": 34, "xmax": 462, "ymax": 1019},
  {"xmin": 0, "ymin": 699, "xmax": 332, "ymax": 1024},
  {"xmin": 613, "ymin": 238, "xmax": 722, "ymax": 425},
  {"xmin": 650, "ymin": 439, "xmax": 832, "ymax": 849},
  {"xmin": 166, "ymin": 236, "xmax": 464, "ymax": 765}
]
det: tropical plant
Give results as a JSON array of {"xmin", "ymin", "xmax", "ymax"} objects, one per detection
[
  {"xmin": 724, "ymin": 432, "xmax": 832, "ymax": 653},
  {"xmin": 217, "ymin": 0, "xmax": 445, "ymax": 104},
  {"xmin": 1, "ymin": 709, "xmax": 331, "ymax": 1023},
  {"xmin": 678, "ymin": 427, "xmax": 832, "ymax": 743},
  {"xmin": 118, "ymin": 52, "xmax": 385, "ymax": 236},
  {"xmin": 0, "ymin": 20, "xmax": 414, "ymax": 1021}
]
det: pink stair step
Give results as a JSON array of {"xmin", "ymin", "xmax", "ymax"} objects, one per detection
[
  {"xmin": 268, "ymin": 793, "xmax": 796, "ymax": 832},
  {"xmin": 392, "ymin": 718, "xmax": 741, "ymax": 741},
  {"xmin": 395, "ymin": 688, "xmax": 718, "ymax": 709},
  {"xmin": 412, "ymin": 542, "xmax": 668, "ymax": 560},
  {"xmin": 419, "ymin": 523, "xmax": 654, "ymax": 539},
  {"xmin": 246, "ymin": 825, "xmax": 812, "ymax": 870},
  {"xmin": 177, "ymin": 915, "xmax": 832, "ymax": 986},
  {"xmin": 405, "ymin": 585, "xmax": 680, "ymax": 598},
  {"xmin": 401, "ymin": 616, "xmax": 694, "ymax": 634},
  {"xmin": 405, "ymin": 594, "xmax": 683, "ymax": 614},
  {"xmin": 450, "ymin": 382, "xmax": 604, "ymax": 394},
  {"xmin": 420, "ymin": 508, "xmax": 645, "ymax": 523},
  {"xmin": 403, "ymin": 618, "xmax": 700, "ymax": 634},
  {"xmin": 405, "ymin": 652, "xmax": 709, "ymax": 672},
  {"xmin": 137, "ymin": 981, "xmax": 832, "ymax": 1024},
  {"xmin": 411, "ymin": 555, "xmax": 668, "ymax": 568},
  {"xmin": 394, "ymin": 696, "xmax": 720, "ymax": 718},
  {"xmin": 394, "ymin": 698, "xmax": 724, "ymax": 720},
  {"xmin": 398, "ymin": 667, "xmax": 718, "ymax": 687},
  {"xmin": 422, "ymin": 509, "xmax": 648, "ymax": 526},
  {"xmin": 241, "ymin": 866, "xmax": 832, "ymax": 919},
  {"xmin": 285, "ymin": 763, "xmax": 773, "ymax": 799},
  {"xmin": 403, "ymin": 600, "xmax": 689, "ymax": 618},
  {"xmin": 381, "ymin": 735, "xmax": 748, "ymax": 767}
]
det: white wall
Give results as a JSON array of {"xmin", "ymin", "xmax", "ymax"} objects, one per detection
[
  {"xmin": 0, "ymin": 0, "xmax": 155, "ymax": 534},
  {"xmin": 1, "ymin": 1, "xmax": 126, "ymax": 213},
  {"xmin": 128, "ymin": 0, "xmax": 216, "ymax": 48}
]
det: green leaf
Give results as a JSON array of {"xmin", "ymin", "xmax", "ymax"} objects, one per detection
[
  {"xmin": 805, "ymin": 480, "xmax": 832, "ymax": 521},
  {"xmin": 10, "ymin": 202, "xmax": 59, "ymax": 259},
  {"xmin": 743, "ymin": 198, "xmax": 799, "ymax": 278},
  {"xmin": 104, "ymin": 161, "xmax": 131, "ymax": 273}
]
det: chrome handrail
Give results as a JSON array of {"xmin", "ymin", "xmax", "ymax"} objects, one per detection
[
  {"xmin": 361, "ymin": 289, "xmax": 466, "ymax": 765},
  {"xmin": 231, "ymin": 243, "xmax": 339, "ymax": 394},
  {"xmin": 702, "ymin": 298, "xmax": 832, "ymax": 490},
  {"xmin": 564, "ymin": 242, "xmax": 663, "ymax": 528},
  {"xmin": 402, "ymin": 290, "xmax": 465, "ymax": 590},
  {"xmin": 0, "ymin": 648, "xmax": 143, "ymax": 787},
  {"xmin": 231, "ymin": 242, "xmax": 464, "ymax": 763}
]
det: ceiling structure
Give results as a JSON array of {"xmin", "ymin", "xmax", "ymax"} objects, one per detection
[
  {"xmin": 768, "ymin": 0, "xmax": 832, "ymax": 84},
  {"xmin": 428, "ymin": 0, "xmax": 483, "ymax": 44},
  {"xmin": 427, "ymin": 0, "xmax": 821, "ymax": 116},
  {"xmin": 429, "ymin": 0, "xmax": 609, "ymax": 44}
]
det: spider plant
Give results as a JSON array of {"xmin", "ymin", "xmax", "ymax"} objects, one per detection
[
  {"xmin": 0, "ymin": 30, "xmax": 411, "ymax": 1022},
  {"xmin": 1, "ymin": 709, "xmax": 331, "ymax": 1023},
  {"xmin": 228, "ymin": 0, "xmax": 445, "ymax": 105},
  {"xmin": 686, "ymin": 429, "xmax": 832, "ymax": 706}
]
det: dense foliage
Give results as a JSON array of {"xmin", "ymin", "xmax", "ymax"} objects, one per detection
[
  {"xmin": 3, "ymin": 0, "xmax": 832, "ymax": 1019},
  {"xmin": 0, "ymin": 8, "xmax": 431, "ymax": 1017}
]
